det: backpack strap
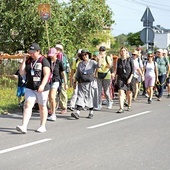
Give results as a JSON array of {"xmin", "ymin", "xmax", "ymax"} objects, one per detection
[{"xmin": 39, "ymin": 55, "xmax": 44, "ymax": 62}]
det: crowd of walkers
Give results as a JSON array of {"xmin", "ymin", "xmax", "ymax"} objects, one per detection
[{"xmin": 15, "ymin": 43, "xmax": 170, "ymax": 134}]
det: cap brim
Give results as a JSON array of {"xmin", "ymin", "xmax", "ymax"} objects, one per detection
[
  {"xmin": 81, "ymin": 52, "xmax": 91, "ymax": 56},
  {"xmin": 28, "ymin": 50, "xmax": 36, "ymax": 53}
]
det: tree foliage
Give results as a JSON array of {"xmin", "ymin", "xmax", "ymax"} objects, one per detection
[
  {"xmin": 127, "ymin": 32, "xmax": 144, "ymax": 47},
  {"xmin": 0, "ymin": 0, "xmax": 114, "ymax": 56}
]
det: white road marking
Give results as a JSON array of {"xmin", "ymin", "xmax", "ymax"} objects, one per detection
[
  {"xmin": 0, "ymin": 138, "xmax": 52, "ymax": 154},
  {"xmin": 87, "ymin": 111, "xmax": 151, "ymax": 129}
]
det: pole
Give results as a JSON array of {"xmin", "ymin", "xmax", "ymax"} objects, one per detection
[
  {"xmin": 146, "ymin": 7, "xmax": 149, "ymax": 52},
  {"xmin": 45, "ymin": 20, "xmax": 50, "ymax": 49}
]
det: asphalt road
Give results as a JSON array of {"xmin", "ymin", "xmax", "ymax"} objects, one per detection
[{"xmin": 0, "ymin": 93, "xmax": 170, "ymax": 170}]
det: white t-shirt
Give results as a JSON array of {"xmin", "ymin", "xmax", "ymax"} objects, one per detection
[
  {"xmin": 145, "ymin": 61, "xmax": 157, "ymax": 77},
  {"xmin": 133, "ymin": 58, "xmax": 143, "ymax": 78}
]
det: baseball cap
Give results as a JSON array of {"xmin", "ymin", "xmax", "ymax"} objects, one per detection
[
  {"xmin": 157, "ymin": 49, "xmax": 163, "ymax": 53},
  {"xmin": 99, "ymin": 46, "xmax": 106, "ymax": 51},
  {"xmin": 48, "ymin": 48, "xmax": 57, "ymax": 57},
  {"xmin": 93, "ymin": 51, "xmax": 99, "ymax": 56},
  {"xmin": 55, "ymin": 44, "xmax": 63, "ymax": 51},
  {"xmin": 163, "ymin": 49, "xmax": 168, "ymax": 53},
  {"xmin": 28, "ymin": 43, "xmax": 40, "ymax": 53},
  {"xmin": 148, "ymin": 50, "xmax": 153, "ymax": 54}
]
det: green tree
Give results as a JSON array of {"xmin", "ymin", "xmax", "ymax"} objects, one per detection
[
  {"xmin": 112, "ymin": 34, "xmax": 128, "ymax": 52},
  {"xmin": 0, "ymin": 0, "xmax": 114, "ymax": 56},
  {"xmin": 127, "ymin": 32, "xmax": 144, "ymax": 47}
]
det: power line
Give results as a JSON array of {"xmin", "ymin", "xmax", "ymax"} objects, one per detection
[
  {"xmin": 126, "ymin": 0, "xmax": 170, "ymax": 12},
  {"xmin": 141, "ymin": 0, "xmax": 170, "ymax": 8},
  {"xmin": 107, "ymin": 0, "xmax": 143, "ymax": 13}
]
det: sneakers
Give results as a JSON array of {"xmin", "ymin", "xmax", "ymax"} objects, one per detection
[
  {"xmin": 47, "ymin": 114, "xmax": 57, "ymax": 121},
  {"xmin": 87, "ymin": 113, "xmax": 93, "ymax": 119},
  {"xmin": 94, "ymin": 105, "xmax": 102, "ymax": 111},
  {"xmin": 36, "ymin": 126, "xmax": 46, "ymax": 133},
  {"xmin": 145, "ymin": 93, "xmax": 149, "ymax": 98},
  {"xmin": 71, "ymin": 112, "xmax": 79, "ymax": 119},
  {"xmin": 108, "ymin": 101, "xmax": 113, "ymax": 109},
  {"xmin": 157, "ymin": 98, "xmax": 162, "ymax": 101},
  {"xmin": 67, "ymin": 106, "xmax": 75, "ymax": 111},
  {"xmin": 16, "ymin": 125, "xmax": 27, "ymax": 134},
  {"xmin": 60, "ymin": 109, "xmax": 67, "ymax": 114}
]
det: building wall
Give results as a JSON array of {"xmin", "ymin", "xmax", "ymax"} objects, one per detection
[{"xmin": 154, "ymin": 33, "xmax": 170, "ymax": 49}]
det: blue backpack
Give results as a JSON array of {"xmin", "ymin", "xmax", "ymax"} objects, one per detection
[{"xmin": 62, "ymin": 53, "xmax": 70, "ymax": 73}]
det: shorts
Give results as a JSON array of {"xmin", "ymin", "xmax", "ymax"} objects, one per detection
[
  {"xmin": 16, "ymin": 86, "xmax": 25, "ymax": 97},
  {"xmin": 137, "ymin": 76, "xmax": 142, "ymax": 83},
  {"xmin": 51, "ymin": 82, "xmax": 60, "ymax": 90},
  {"xmin": 117, "ymin": 78, "xmax": 136, "ymax": 92},
  {"xmin": 25, "ymin": 88, "xmax": 49, "ymax": 106},
  {"xmin": 145, "ymin": 76, "xmax": 155, "ymax": 88}
]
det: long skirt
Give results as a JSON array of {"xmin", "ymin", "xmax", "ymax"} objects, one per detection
[{"xmin": 76, "ymin": 79, "xmax": 98, "ymax": 108}]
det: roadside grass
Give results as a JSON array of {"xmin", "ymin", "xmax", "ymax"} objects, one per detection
[
  {"xmin": 0, "ymin": 82, "xmax": 73, "ymax": 114},
  {"xmin": 0, "ymin": 88, "xmax": 18, "ymax": 114}
]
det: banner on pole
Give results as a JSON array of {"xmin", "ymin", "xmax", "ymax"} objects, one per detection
[{"xmin": 38, "ymin": 4, "xmax": 51, "ymax": 20}]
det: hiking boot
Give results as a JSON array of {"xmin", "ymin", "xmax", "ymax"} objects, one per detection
[
  {"xmin": 47, "ymin": 114, "xmax": 56, "ymax": 121},
  {"xmin": 71, "ymin": 112, "xmax": 79, "ymax": 119},
  {"xmin": 16, "ymin": 125, "xmax": 27, "ymax": 134}
]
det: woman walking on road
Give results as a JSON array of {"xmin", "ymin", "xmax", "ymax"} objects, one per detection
[
  {"xmin": 47, "ymin": 48, "xmax": 68, "ymax": 121},
  {"xmin": 143, "ymin": 51, "xmax": 158, "ymax": 104},
  {"xmin": 114, "ymin": 47, "xmax": 134, "ymax": 113},
  {"xmin": 71, "ymin": 50, "xmax": 100, "ymax": 119}
]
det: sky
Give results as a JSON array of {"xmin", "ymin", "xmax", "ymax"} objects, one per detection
[
  {"xmin": 58, "ymin": 0, "xmax": 170, "ymax": 36},
  {"xmin": 106, "ymin": 0, "xmax": 170, "ymax": 36}
]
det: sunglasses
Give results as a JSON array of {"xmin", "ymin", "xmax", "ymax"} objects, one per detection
[
  {"xmin": 148, "ymin": 55, "xmax": 153, "ymax": 57},
  {"xmin": 132, "ymin": 54, "xmax": 136, "ymax": 56},
  {"xmin": 82, "ymin": 53, "xmax": 87, "ymax": 57}
]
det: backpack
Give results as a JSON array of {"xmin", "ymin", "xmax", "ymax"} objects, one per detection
[
  {"xmin": 105, "ymin": 55, "xmax": 114, "ymax": 73},
  {"xmin": 62, "ymin": 53, "xmax": 70, "ymax": 73},
  {"xmin": 138, "ymin": 57, "xmax": 142, "ymax": 68},
  {"xmin": 155, "ymin": 56, "xmax": 168, "ymax": 66}
]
